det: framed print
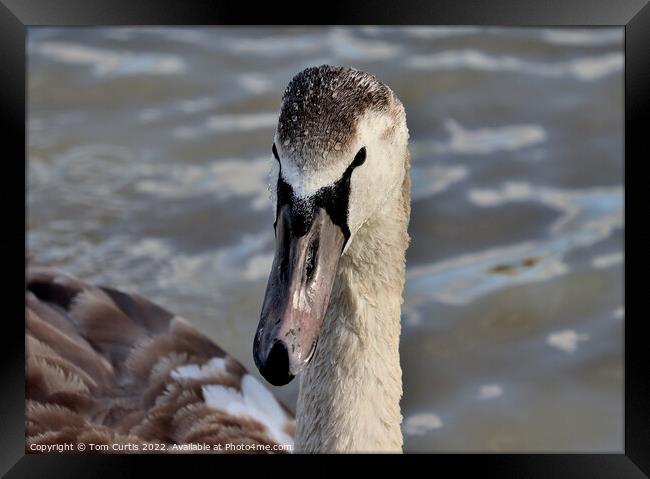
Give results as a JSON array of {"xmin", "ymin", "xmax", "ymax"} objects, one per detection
[{"xmin": 1, "ymin": 0, "xmax": 648, "ymax": 476}]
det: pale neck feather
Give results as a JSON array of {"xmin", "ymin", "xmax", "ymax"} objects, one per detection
[{"xmin": 295, "ymin": 153, "xmax": 411, "ymax": 453}]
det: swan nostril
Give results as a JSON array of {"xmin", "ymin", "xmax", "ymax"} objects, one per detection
[
  {"xmin": 305, "ymin": 234, "xmax": 319, "ymax": 281},
  {"xmin": 260, "ymin": 340, "xmax": 294, "ymax": 386}
]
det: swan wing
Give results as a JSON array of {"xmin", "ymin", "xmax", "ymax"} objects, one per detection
[{"xmin": 26, "ymin": 267, "xmax": 295, "ymax": 453}]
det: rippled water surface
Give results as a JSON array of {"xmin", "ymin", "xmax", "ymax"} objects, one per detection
[{"xmin": 27, "ymin": 27, "xmax": 624, "ymax": 452}]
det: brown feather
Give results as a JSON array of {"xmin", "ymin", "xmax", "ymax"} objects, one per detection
[{"xmin": 25, "ymin": 267, "xmax": 294, "ymax": 454}]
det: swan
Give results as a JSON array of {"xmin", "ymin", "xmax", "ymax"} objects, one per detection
[
  {"xmin": 26, "ymin": 64, "xmax": 411, "ymax": 454},
  {"xmin": 254, "ymin": 65, "xmax": 410, "ymax": 452}
]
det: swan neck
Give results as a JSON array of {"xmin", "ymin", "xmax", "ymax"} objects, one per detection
[{"xmin": 295, "ymin": 163, "xmax": 410, "ymax": 452}]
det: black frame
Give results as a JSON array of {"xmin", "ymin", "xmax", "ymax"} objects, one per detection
[{"xmin": 3, "ymin": 0, "xmax": 648, "ymax": 475}]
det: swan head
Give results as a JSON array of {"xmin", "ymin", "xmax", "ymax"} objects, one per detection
[{"xmin": 254, "ymin": 65, "xmax": 408, "ymax": 386}]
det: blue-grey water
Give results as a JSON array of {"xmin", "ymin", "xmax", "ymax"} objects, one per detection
[{"xmin": 27, "ymin": 26, "xmax": 624, "ymax": 452}]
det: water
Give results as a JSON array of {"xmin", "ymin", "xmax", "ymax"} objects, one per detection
[{"xmin": 27, "ymin": 26, "xmax": 624, "ymax": 452}]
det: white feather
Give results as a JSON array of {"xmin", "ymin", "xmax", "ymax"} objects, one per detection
[
  {"xmin": 202, "ymin": 374, "xmax": 293, "ymax": 447},
  {"xmin": 170, "ymin": 357, "xmax": 227, "ymax": 380}
]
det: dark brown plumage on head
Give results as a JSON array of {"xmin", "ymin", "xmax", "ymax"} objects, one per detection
[{"xmin": 276, "ymin": 65, "xmax": 395, "ymax": 167}]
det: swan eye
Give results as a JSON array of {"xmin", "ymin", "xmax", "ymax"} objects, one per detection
[
  {"xmin": 352, "ymin": 147, "xmax": 366, "ymax": 167},
  {"xmin": 272, "ymin": 143, "xmax": 280, "ymax": 161}
]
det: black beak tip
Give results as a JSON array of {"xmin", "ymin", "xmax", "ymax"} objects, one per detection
[{"xmin": 254, "ymin": 340, "xmax": 295, "ymax": 386}]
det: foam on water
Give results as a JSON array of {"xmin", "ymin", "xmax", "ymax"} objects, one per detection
[
  {"xmin": 411, "ymin": 120, "xmax": 547, "ymax": 157},
  {"xmin": 591, "ymin": 251, "xmax": 623, "ymax": 269},
  {"xmin": 403, "ymin": 413, "xmax": 444, "ymax": 436},
  {"xmin": 33, "ymin": 41, "xmax": 186, "ymax": 77},
  {"xmin": 546, "ymin": 329, "xmax": 590, "ymax": 354},
  {"xmin": 411, "ymin": 164, "xmax": 469, "ymax": 201},
  {"xmin": 539, "ymin": 28, "xmax": 623, "ymax": 47},
  {"xmin": 173, "ymin": 112, "xmax": 277, "ymax": 139},
  {"xmin": 406, "ymin": 50, "xmax": 623, "ymax": 81},
  {"xmin": 478, "ymin": 384, "xmax": 504, "ymax": 400},
  {"xmin": 134, "ymin": 157, "xmax": 271, "ymax": 210}
]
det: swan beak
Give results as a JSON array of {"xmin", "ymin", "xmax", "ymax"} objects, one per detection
[{"xmin": 254, "ymin": 205, "xmax": 345, "ymax": 386}]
